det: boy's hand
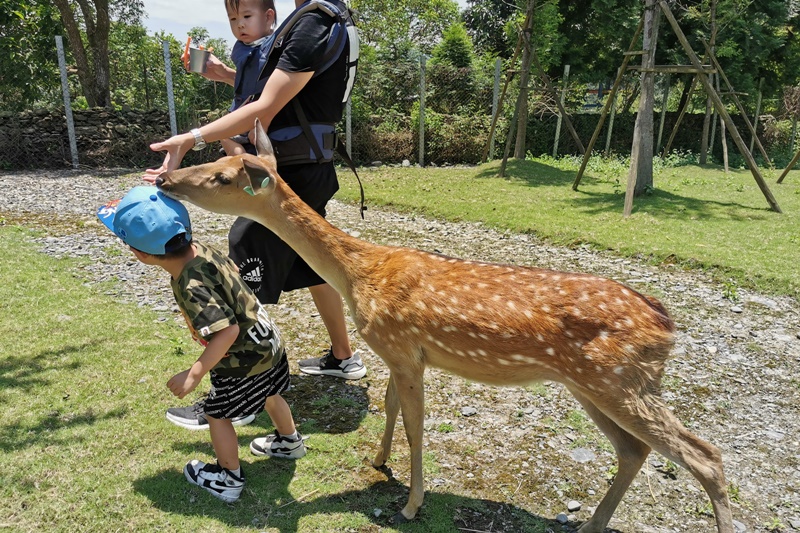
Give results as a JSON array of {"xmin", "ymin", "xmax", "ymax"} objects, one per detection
[
  {"xmin": 201, "ymin": 54, "xmax": 235, "ymax": 84},
  {"xmin": 167, "ymin": 369, "xmax": 201, "ymax": 399}
]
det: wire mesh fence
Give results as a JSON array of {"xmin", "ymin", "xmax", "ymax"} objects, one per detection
[{"xmin": 0, "ymin": 35, "xmax": 794, "ymax": 171}]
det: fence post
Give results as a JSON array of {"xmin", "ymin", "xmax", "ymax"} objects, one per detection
[
  {"xmin": 162, "ymin": 40, "xmax": 178, "ymax": 136},
  {"xmin": 656, "ymin": 74, "xmax": 670, "ymax": 155},
  {"xmin": 552, "ymin": 64, "xmax": 570, "ymax": 157},
  {"xmin": 488, "ymin": 58, "xmax": 501, "ymax": 161},
  {"xmin": 418, "ymin": 55, "xmax": 426, "ymax": 166},
  {"xmin": 55, "ymin": 36, "xmax": 79, "ymax": 169}
]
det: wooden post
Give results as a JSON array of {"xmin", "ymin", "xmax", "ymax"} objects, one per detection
[
  {"xmin": 514, "ymin": 0, "xmax": 535, "ymax": 159},
  {"xmin": 658, "ymin": 0, "xmax": 781, "ymax": 213},
  {"xmin": 777, "ymin": 147, "xmax": 800, "ymax": 183},
  {"xmin": 604, "ymin": 70, "xmax": 620, "ymax": 157},
  {"xmin": 750, "ymin": 77, "xmax": 764, "ymax": 155},
  {"xmin": 662, "ymin": 73, "xmax": 699, "ymax": 158},
  {"xmin": 624, "ymin": 0, "xmax": 660, "ymax": 217},
  {"xmin": 55, "ymin": 36, "xmax": 79, "ymax": 169},
  {"xmin": 488, "ymin": 58, "xmax": 501, "ymax": 161},
  {"xmin": 656, "ymin": 73, "xmax": 670, "ymax": 155},
  {"xmin": 532, "ymin": 50, "xmax": 585, "ymax": 155},
  {"xmin": 553, "ymin": 64, "xmax": 571, "ymax": 157},
  {"xmin": 573, "ymin": 16, "xmax": 644, "ymax": 190}
]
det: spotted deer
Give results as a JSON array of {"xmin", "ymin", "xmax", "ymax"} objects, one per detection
[{"xmin": 153, "ymin": 120, "xmax": 734, "ymax": 532}]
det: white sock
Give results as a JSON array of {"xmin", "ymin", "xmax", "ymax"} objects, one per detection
[
  {"xmin": 281, "ymin": 431, "xmax": 299, "ymax": 441},
  {"xmin": 228, "ymin": 466, "xmax": 241, "ymax": 477}
]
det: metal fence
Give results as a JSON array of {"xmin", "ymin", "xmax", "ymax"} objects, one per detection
[{"xmin": 0, "ymin": 35, "xmax": 792, "ymax": 171}]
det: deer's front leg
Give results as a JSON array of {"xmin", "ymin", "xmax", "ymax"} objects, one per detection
[
  {"xmin": 390, "ymin": 367, "xmax": 425, "ymax": 522},
  {"xmin": 373, "ymin": 372, "xmax": 399, "ymax": 467}
]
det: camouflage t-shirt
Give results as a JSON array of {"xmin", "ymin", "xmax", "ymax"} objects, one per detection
[{"xmin": 170, "ymin": 241, "xmax": 284, "ymax": 377}]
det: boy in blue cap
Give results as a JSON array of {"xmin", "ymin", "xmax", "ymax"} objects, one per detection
[{"xmin": 97, "ymin": 186, "xmax": 306, "ymax": 503}]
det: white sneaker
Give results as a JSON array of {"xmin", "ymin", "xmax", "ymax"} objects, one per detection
[
  {"xmin": 250, "ymin": 430, "xmax": 307, "ymax": 459},
  {"xmin": 183, "ymin": 459, "xmax": 244, "ymax": 503},
  {"xmin": 298, "ymin": 348, "xmax": 367, "ymax": 380}
]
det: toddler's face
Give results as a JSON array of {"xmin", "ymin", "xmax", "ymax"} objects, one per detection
[{"xmin": 227, "ymin": 0, "xmax": 274, "ymax": 44}]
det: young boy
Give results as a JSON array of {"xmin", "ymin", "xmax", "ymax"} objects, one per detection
[
  {"xmin": 97, "ymin": 185, "xmax": 306, "ymax": 503},
  {"xmin": 183, "ymin": 0, "xmax": 276, "ymax": 155}
]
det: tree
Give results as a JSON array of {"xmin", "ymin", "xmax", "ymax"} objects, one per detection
[
  {"xmin": 51, "ymin": 0, "xmax": 144, "ymax": 108},
  {"xmin": 462, "ymin": 0, "xmax": 518, "ymax": 57},
  {"xmin": 431, "ymin": 23, "xmax": 474, "ymax": 68},
  {"xmin": 351, "ymin": 0, "xmax": 460, "ymax": 58},
  {"xmin": 0, "ymin": 1, "xmax": 62, "ymax": 111}
]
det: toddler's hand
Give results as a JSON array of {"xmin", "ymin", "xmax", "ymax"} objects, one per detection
[{"xmin": 167, "ymin": 369, "xmax": 200, "ymax": 399}]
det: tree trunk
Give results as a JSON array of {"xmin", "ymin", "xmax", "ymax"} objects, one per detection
[
  {"xmin": 52, "ymin": 0, "xmax": 112, "ymax": 108},
  {"xmin": 624, "ymin": 0, "xmax": 660, "ymax": 216},
  {"xmin": 514, "ymin": 0, "xmax": 536, "ymax": 159}
]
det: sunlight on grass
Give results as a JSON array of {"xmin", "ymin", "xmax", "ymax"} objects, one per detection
[{"xmin": 337, "ymin": 154, "xmax": 800, "ymax": 296}]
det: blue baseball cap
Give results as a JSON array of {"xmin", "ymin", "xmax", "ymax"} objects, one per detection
[{"xmin": 97, "ymin": 185, "xmax": 192, "ymax": 255}]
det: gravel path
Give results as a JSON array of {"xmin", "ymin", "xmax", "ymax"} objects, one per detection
[{"xmin": 2, "ymin": 169, "xmax": 799, "ymax": 532}]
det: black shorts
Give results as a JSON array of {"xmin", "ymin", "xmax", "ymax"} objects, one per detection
[
  {"xmin": 203, "ymin": 352, "xmax": 290, "ymax": 420},
  {"xmin": 228, "ymin": 162, "xmax": 339, "ymax": 304}
]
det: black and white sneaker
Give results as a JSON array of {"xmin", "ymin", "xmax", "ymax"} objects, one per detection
[
  {"xmin": 250, "ymin": 430, "xmax": 307, "ymax": 459},
  {"xmin": 183, "ymin": 459, "xmax": 245, "ymax": 503},
  {"xmin": 166, "ymin": 397, "xmax": 256, "ymax": 430},
  {"xmin": 298, "ymin": 348, "xmax": 367, "ymax": 380}
]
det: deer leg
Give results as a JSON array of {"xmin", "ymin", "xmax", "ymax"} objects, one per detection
[
  {"xmin": 373, "ymin": 372, "xmax": 399, "ymax": 468},
  {"xmin": 388, "ymin": 367, "xmax": 426, "ymax": 523},
  {"xmin": 569, "ymin": 389, "xmax": 651, "ymax": 533},
  {"xmin": 614, "ymin": 397, "xmax": 734, "ymax": 533}
]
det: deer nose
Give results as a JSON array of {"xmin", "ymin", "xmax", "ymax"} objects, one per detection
[{"xmin": 155, "ymin": 176, "xmax": 164, "ymax": 187}]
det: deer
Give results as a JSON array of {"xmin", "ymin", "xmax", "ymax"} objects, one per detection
[{"xmin": 152, "ymin": 120, "xmax": 734, "ymax": 533}]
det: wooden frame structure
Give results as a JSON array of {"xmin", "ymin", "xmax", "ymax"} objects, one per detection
[{"xmin": 572, "ymin": 0, "xmax": 782, "ymax": 214}]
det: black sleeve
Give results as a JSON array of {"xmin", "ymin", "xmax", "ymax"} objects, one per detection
[{"xmin": 276, "ymin": 12, "xmax": 335, "ymax": 74}]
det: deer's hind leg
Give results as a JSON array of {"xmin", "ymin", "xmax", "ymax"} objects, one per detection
[
  {"xmin": 567, "ymin": 388, "xmax": 652, "ymax": 533},
  {"xmin": 373, "ymin": 372, "xmax": 399, "ymax": 468},
  {"xmin": 587, "ymin": 389, "xmax": 734, "ymax": 533}
]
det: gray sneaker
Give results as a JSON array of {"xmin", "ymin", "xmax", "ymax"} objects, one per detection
[
  {"xmin": 250, "ymin": 430, "xmax": 307, "ymax": 459},
  {"xmin": 298, "ymin": 348, "xmax": 367, "ymax": 380},
  {"xmin": 166, "ymin": 397, "xmax": 256, "ymax": 430}
]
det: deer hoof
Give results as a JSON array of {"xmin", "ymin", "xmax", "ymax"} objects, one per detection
[{"xmin": 390, "ymin": 511, "xmax": 410, "ymax": 524}]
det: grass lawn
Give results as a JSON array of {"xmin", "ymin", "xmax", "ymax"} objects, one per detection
[{"xmin": 337, "ymin": 155, "xmax": 800, "ymax": 297}]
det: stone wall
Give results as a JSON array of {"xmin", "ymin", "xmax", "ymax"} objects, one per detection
[{"xmin": 0, "ymin": 108, "xmax": 219, "ymax": 170}]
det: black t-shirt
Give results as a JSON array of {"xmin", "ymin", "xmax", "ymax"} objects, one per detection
[{"xmin": 261, "ymin": 11, "xmax": 348, "ymax": 131}]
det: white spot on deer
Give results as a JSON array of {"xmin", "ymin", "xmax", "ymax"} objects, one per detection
[
  {"xmin": 565, "ymin": 329, "xmax": 574, "ymax": 338},
  {"xmin": 370, "ymin": 299, "xmax": 378, "ymax": 312},
  {"xmin": 395, "ymin": 312, "xmax": 405, "ymax": 322},
  {"xmin": 541, "ymin": 305, "xmax": 551, "ymax": 313},
  {"xmin": 537, "ymin": 334, "xmax": 544, "ymax": 342},
  {"xmin": 498, "ymin": 358, "xmax": 513, "ymax": 366},
  {"xmin": 507, "ymin": 301, "xmax": 517, "ymax": 310},
  {"xmin": 546, "ymin": 347, "xmax": 555, "ymax": 356},
  {"xmin": 468, "ymin": 332, "xmax": 477, "ymax": 338},
  {"xmin": 524, "ymin": 309, "xmax": 533, "ymax": 319},
  {"xmin": 410, "ymin": 326, "xmax": 420, "ymax": 334},
  {"xmin": 614, "ymin": 366, "xmax": 624, "ymax": 375},
  {"xmin": 475, "ymin": 303, "xmax": 485, "ymax": 312},
  {"xmin": 416, "ymin": 301, "xmax": 427, "ymax": 310},
  {"xmin": 376, "ymin": 316, "xmax": 385, "ymax": 326}
]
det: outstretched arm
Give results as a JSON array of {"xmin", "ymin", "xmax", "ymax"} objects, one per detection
[
  {"xmin": 144, "ymin": 69, "xmax": 313, "ymax": 179},
  {"xmin": 167, "ymin": 324, "xmax": 240, "ymax": 399}
]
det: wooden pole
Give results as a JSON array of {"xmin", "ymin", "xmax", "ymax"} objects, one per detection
[
  {"xmin": 514, "ymin": 0, "xmax": 536, "ymax": 159},
  {"xmin": 604, "ymin": 68, "xmax": 621, "ymax": 157},
  {"xmin": 573, "ymin": 16, "xmax": 644, "ymax": 190},
  {"xmin": 531, "ymin": 49, "xmax": 585, "ymax": 155},
  {"xmin": 656, "ymin": 73, "xmax": 670, "ymax": 155},
  {"xmin": 702, "ymin": 40, "xmax": 772, "ymax": 169},
  {"xmin": 662, "ymin": 72, "xmax": 699, "ymax": 158},
  {"xmin": 624, "ymin": 0, "xmax": 660, "ymax": 217},
  {"xmin": 777, "ymin": 146, "xmax": 800, "ymax": 183},
  {"xmin": 553, "ymin": 64, "xmax": 571, "ymax": 157},
  {"xmin": 658, "ymin": 0, "xmax": 781, "ymax": 213},
  {"xmin": 750, "ymin": 77, "xmax": 764, "ymax": 155}
]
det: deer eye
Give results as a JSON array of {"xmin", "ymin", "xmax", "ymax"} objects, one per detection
[{"xmin": 213, "ymin": 173, "xmax": 232, "ymax": 185}]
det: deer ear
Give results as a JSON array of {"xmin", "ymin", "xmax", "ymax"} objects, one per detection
[
  {"xmin": 254, "ymin": 119, "xmax": 275, "ymax": 161},
  {"xmin": 242, "ymin": 156, "xmax": 272, "ymax": 196}
]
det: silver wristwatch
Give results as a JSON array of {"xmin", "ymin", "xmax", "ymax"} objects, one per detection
[{"xmin": 190, "ymin": 128, "xmax": 206, "ymax": 151}]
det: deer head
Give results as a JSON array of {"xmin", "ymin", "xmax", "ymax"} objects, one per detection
[{"xmin": 155, "ymin": 120, "xmax": 278, "ymax": 218}]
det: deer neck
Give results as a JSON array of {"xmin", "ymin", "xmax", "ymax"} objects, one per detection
[{"xmin": 247, "ymin": 181, "xmax": 366, "ymax": 297}]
